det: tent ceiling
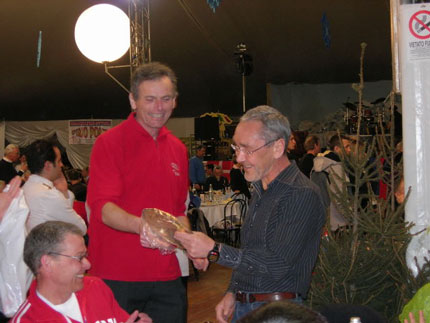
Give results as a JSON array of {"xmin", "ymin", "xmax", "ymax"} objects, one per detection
[{"xmin": 0, "ymin": 0, "xmax": 392, "ymax": 120}]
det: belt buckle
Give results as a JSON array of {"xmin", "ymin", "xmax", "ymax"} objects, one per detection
[
  {"xmin": 271, "ymin": 293, "xmax": 282, "ymax": 301},
  {"xmin": 236, "ymin": 292, "xmax": 246, "ymax": 303}
]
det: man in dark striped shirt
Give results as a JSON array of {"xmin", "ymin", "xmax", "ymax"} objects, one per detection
[{"xmin": 175, "ymin": 106, "xmax": 325, "ymax": 323}]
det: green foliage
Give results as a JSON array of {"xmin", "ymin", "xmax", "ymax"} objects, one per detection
[{"xmin": 307, "ymin": 44, "xmax": 430, "ymax": 322}]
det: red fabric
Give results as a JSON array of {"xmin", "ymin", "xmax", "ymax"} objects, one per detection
[
  {"xmin": 206, "ymin": 160, "xmax": 234, "ymax": 181},
  {"xmin": 379, "ymin": 158, "xmax": 387, "ymax": 200},
  {"xmin": 11, "ymin": 276, "xmax": 129, "ymax": 323},
  {"xmin": 73, "ymin": 201, "xmax": 88, "ymax": 225},
  {"xmin": 87, "ymin": 113, "xmax": 189, "ymax": 281}
]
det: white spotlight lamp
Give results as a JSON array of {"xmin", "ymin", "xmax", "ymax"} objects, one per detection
[{"xmin": 75, "ymin": 4, "xmax": 130, "ymax": 63}]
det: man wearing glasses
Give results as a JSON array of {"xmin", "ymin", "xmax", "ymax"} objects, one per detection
[
  {"xmin": 11, "ymin": 221, "xmax": 151, "ymax": 323},
  {"xmin": 176, "ymin": 105, "xmax": 325, "ymax": 322}
]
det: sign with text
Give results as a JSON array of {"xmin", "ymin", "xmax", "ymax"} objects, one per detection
[
  {"xmin": 69, "ymin": 120, "xmax": 111, "ymax": 144},
  {"xmin": 401, "ymin": 4, "xmax": 430, "ymax": 61}
]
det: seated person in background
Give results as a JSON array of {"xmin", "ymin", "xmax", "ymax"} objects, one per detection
[
  {"xmin": 0, "ymin": 144, "xmax": 23, "ymax": 184},
  {"xmin": 299, "ymin": 135, "xmax": 321, "ymax": 178},
  {"xmin": 11, "ymin": 221, "xmax": 152, "ymax": 323},
  {"xmin": 81, "ymin": 166, "xmax": 90, "ymax": 185},
  {"xmin": 23, "ymin": 140, "xmax": 87, "ymax": 234},
  {"xmin": 67, "ymin": 169, "xmax": 87, "ymax": 202},
  {"xmin": 206, "ymin": 163, "xmax": 214, "ymax": 178},
  {"xmin": 205, "ymin": 166, "xmax": 229, "ymax": 191},
  {"xmin": 230, "ymin": 157, "xmax": 251, "ymax": 199},
  {"xmin": 238, "ymin": 300, "xmax": 328, "ymax": 323},
  {"xmin": 15, "ymin": 154, "xmax": 30, "ymax": 182}
]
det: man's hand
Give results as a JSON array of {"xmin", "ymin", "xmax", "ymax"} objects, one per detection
[
  {"xmin": 53, "ymin": 174, "xmax": 69, "ymax": 198},
  {"xmin": 404, "ymin": 310, "xmax": 426, "ymax": 323},
  {"xmin": 21, "ymin": 163, "xmax": 28, "ymax": 172},
  {"xmin": 139, "ymin": 218, "xmax": 155, "ymax": 248},
  {"xmin": 0, "ymin": 176, "xmax": 21, "ymax": 222},
  {"xmin": 139, "ymin": 218, "xmax": 174, "ymax": 252},
  {"xmin": 215, "ymin": 292, "xmax": 235, "ymax": 323},
  {"xmin": 174, "ymin": 231, "xmax": 215, "ymax": 258},
  {"xmin": 125, "ymin": 310, "xmax": 152, "ymax": 323},
  {"xmin": 190, "ymin": 257, "xmax": 209, "ymax": 271}
]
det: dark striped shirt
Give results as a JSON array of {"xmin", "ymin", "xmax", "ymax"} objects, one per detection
[{"xmin": 218, "ymin": 161, "xmax": 325, "ymax": 297}]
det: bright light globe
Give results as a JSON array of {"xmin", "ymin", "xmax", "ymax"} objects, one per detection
[{"xmin": 75, "ymin": 4, "xmax": 130, "ymax": 63}]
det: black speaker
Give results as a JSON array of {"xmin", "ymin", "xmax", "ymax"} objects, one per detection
[{"xmin": 195, "ymin": 117, "xmax": 219, "ymax": 140}]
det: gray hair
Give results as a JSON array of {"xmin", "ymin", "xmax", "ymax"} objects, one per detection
[
  {"xmin": 130, "ymin": 62, "xmax": 178, "ymax": 100},
  {"xmin": 240, "ymin": 105, "xmax": 291, "ymax": 154},
  {"xmin": 4, "ymin": 144, "xmax": 19, "ymax": 156},
  {"xmin": 24, "ymin": 221, "xmax": 84, "ymax": 275}
]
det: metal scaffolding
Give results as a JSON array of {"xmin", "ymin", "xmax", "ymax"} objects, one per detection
[{"xmin": 105, "ymin": 0, "xmax": 151, "ymax": 93}]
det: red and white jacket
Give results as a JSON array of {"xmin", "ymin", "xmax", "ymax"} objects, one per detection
[{"xmin": 11, "ymin": 276, "xmax": 129, "ymax": 323}]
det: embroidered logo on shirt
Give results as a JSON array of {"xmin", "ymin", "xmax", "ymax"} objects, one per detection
[
  {"xmin": 171, "ymin": 162, "xmax": 180, "ymax": 176},
  {"xmin": 95, "ymin": 318, "xmax": 118, "ymax": 323}
]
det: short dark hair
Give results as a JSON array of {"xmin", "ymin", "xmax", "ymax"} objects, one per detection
[
  {"xmin": 24, "ymin": 221, "xmax": 84, "ymax": 275},
  {"xmin": 328, "ymin": 134, "xmax": 349, "ymax": 151},
  {"xmin": 304, "ymin": 135, "xmax": 320, "ymax": 151},
  {"xmin": 238, "ymin": 301, "xmax": 328, "ymax": 323},
  {"xmin": 206, "ymin": 164, "xmax": 215, "ymax": 171},
  {"xmin": 130, "ymin": 62, "xmax": 178, "ymax": 100},
  {"xmin": 26, "ymin": 140, "xmax": 57, "ymax": 175},
  {"xmin": 67, "ymin": 169, "xmax": 82, "ymax": 181}
]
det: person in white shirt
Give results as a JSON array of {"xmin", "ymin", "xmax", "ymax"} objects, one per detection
[{"xmin": 23, "ymin": 140, "xmax": 87, "ymax": 234}]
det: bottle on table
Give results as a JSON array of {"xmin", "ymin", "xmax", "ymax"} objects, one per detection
[{"xmin": 209, "ymin": 184, "xmax": 213, "ymax": 202}]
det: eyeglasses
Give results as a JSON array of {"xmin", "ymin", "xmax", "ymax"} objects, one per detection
[
  {"xmin": 231, "ymin": 139, "xmax": 278, "ymax": 156},
  {"xmin": 49, "ymin": 252, "xmax": 88, "ymax": 263}
]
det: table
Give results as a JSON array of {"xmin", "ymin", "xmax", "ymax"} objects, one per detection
[{"xmin": 200, "ymin": 199, "xmax": 240, "ymax": 227}]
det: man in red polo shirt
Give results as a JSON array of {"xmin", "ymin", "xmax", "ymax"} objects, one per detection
[{"xmin": 87, "ymin": 62, "xmax": 189, "ymax": 323}]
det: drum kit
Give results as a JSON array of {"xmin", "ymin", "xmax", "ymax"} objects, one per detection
[{"xmin": 343, "ymin": 99, "xmax": 387, "ymax": 135}]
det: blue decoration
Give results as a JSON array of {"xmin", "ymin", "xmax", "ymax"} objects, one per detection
[
  {"xmin": 36, "ymin": 30, "xmax": 42, "ymax": 68},
  {"xmin": 207, "ymin": 0, "xmax": 222, "ymax": 13},
  {"xmin": 321, "ymin": 12, "xmax": 331, "ymax": 49}
]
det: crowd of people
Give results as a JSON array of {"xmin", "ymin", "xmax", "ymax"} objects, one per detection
[
  {"xmin": 0, "ymin": 61, "xmax": 412, "ymax": 323},
  {"xmin": 189, "ymin": 145, "xmax": 250, "ymax": 198}
]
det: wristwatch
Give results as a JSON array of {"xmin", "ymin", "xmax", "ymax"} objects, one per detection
[{"xmin": 207, "ymin": 242, "xmax": 220, "ymax": 263}]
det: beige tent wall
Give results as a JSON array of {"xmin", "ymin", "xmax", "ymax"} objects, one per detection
[{"xmin": 3, "ymin": 118, "xmax": 195, "ymax": 170}]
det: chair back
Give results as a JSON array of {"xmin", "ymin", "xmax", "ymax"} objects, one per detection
[{"xmin": 187, "ymin": 208, "xmax": 213, "ymax": 238}]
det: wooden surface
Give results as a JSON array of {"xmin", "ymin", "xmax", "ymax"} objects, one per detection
[{"xmin": 187, "ymin": 263, "xmax": 232, "ymax": 323}]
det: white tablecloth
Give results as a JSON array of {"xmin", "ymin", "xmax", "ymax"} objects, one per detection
[{"xmin": 200, "ymin": 201, "xmax": 240, "ymax": 227}]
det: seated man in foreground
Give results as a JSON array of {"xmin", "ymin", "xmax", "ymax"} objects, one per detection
[{"xmin": 11, "ymin": 221, "xmax": 152, "ymax": 323}]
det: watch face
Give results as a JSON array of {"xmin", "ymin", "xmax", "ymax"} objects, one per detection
[{"xmin": 208, "ymin": 251, "xmax": 219, "ymax": 263}]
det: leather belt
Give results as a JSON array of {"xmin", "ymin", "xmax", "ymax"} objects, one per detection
[{"xmin": 235, "ymin": 291, "xmax": 300, "ymax": 303}]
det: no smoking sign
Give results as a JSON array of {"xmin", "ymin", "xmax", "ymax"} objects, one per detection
[{"xmin": 409, "ymin": 10, "xmax": 430, "ymax": 40}]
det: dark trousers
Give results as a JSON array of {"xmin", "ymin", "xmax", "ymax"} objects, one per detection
[
  {"xmin": 104, "ymin": 278, "xmax": 187, "ymax": 323},
  {"xmin": 0, "ymin": 312, "xmax": 8, "ymax": 323}
]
